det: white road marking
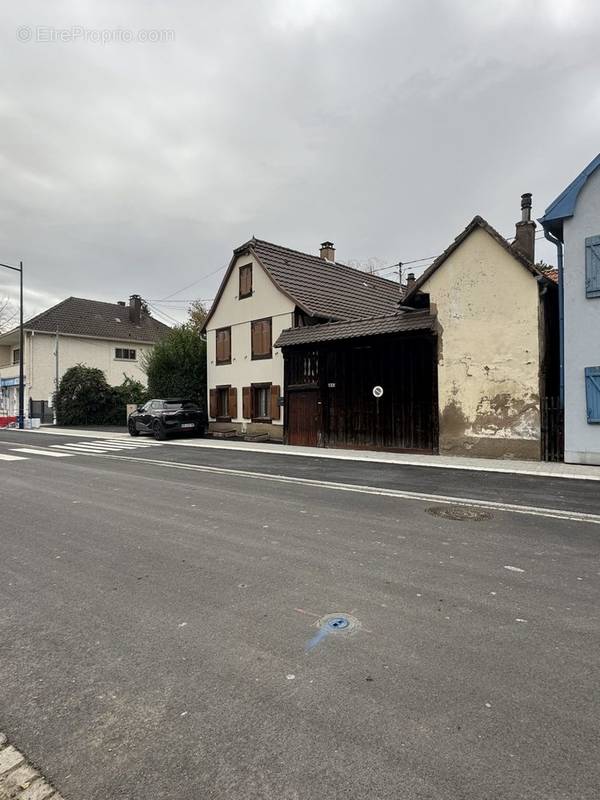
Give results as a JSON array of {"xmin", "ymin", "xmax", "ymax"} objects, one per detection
[
  {"xmin": 3, "ymin": 428, "xmax": 599, "ymax": 482},
  {"xmin": 11, "ymin": 448, "xmax": 73, "ymax": 457},
  {"xmin": 0, "ymin": 453, "xmax": 28, "ymax": 461},
  {"xmin": 51, "ymin": 444, "xmax": 111, "ymax": 453},
  {"xmin": 504, "ymin": 565, "xmax": 525, "ymax": 573},
  {"xmin": 97, "ymin": 453, "xmax": 600, "ymax": 526}
]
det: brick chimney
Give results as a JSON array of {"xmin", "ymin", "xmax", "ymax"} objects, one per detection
[
  {"xmin": 319, "ymin": 241, "xmax": 335, "ymax": 261},
  {"xmin": 129, "ymin": 294, "xmax": 142, "ymax": 324},
  {"xmin": 406, "ymin": 272, "xmax": 416, "ymax": 290},
  {"xmin": 513, "ymin": 193, "xmax": 536, "ymax": 263}
]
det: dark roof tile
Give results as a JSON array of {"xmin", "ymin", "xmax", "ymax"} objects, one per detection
[
  {"xmin": 20, "ymin": 297, "xmax": 171, "ymax": 342},
  {"xmin": 275, "ymin": 310, "xmax": 435, "ymax": 347}
]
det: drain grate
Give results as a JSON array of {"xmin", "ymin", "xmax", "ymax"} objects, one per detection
[{"xmin": 426, "ymin": 505, "xmax": 492, "ymax": 521}]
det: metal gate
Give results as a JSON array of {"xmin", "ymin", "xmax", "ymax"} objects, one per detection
[{"xmin": 541, "ymin": 396, "xmax": 564, "ymax": 462}]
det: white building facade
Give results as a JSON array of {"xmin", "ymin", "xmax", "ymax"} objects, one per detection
[
  {"xmin": 0, "ymin": 295, "xmax": 169, "ymax": 423},
  {"xmin": 540, "ymin": 153, "xmax": 600, "ymax": 465}
]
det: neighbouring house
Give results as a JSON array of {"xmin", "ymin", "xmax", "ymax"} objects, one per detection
[
  {"xmin": 0, "ymin": 295, "xmax": 170, "ymax": 423},
  {"xmin": 399, "ymin": 196, "xmax": 559, "ymax": 460},
  {"xmin": 202, "ymin": 239, "xmax": 403, "ymax": 440},
  {"xmin": 540, "ymin": 152, "xmax": 600, "ymax": 466}
]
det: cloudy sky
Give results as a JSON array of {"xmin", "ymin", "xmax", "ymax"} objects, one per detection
[{"xmin": 1, "ymin": 0, "xmax": 599, "ymax": 325}]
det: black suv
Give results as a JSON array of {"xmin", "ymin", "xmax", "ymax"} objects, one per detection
[{"xmin": 128, "ymin": 399, "xmax": 208, "ymax": 440}]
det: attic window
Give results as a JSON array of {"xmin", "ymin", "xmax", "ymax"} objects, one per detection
[{"xmin": 239, "ymin": 264, "xmax": 252, "ymax": 299}]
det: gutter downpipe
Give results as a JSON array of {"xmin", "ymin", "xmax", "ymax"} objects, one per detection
[{"xmin": 543, "ymin": 228, "xmax": 564, "ymax": 409}]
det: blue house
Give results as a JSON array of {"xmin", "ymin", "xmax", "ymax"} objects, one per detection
[{"xmin": 540, "ymin": 153, "xmax": 600, "ymax": 466}]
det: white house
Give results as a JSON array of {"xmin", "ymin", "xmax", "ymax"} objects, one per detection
[
  {"xmin": 0, "ymin": 295, "xmax": 170, "ymax": 423},
  {"xmin": 202, "ymin": 238, "xmax": 401, "ymax": 440},
  {"xmin": 540, "ymin": 152, "xmax": 600, "ymax": 465}
]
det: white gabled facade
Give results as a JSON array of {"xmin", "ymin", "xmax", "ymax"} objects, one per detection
[
  {"xmin": 562, "ymin": 166, "xmax": 600, "ymax": 465},
  {"xmin": 541, "ymin": 153, "xmax": 600, "ymax": 466},
  {"xmin": 205, "ymin": 252, "xmax": 294, "ymax": 440}
]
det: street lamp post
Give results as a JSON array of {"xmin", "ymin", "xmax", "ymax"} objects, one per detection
[{"xmin": 0, "ymin": 260, "xmax": 24, "ymax": 429}]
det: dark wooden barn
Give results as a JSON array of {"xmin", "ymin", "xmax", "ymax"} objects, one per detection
[{"xmin": 276, "ymin": 310, "xmax": 439, "ymax": 452}]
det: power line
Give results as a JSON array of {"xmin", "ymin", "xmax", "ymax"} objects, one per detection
[
  {"xmin": 157, "ymin": 263, "xmax": 227, "ymax": 302},
  {"xmin": 146, "ymin": 301, "xmax": 183, "ymax": 326}
]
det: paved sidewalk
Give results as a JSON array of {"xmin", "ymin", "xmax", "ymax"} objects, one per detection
[
  {"xmin": 0, "ymin": 734, "xmax": 64, "ymax": 800},
  {"xmin": 5, "ymin": 426, "xmax": 600, "ymax": 481}
]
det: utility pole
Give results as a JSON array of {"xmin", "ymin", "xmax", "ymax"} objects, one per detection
[
  {"xmin": 0, "ymin": 260, "xmax": 24, "ymax": 429},
  {"xmin": 54, "ymin": 326, "xmax": 59, "ymax": 425}
]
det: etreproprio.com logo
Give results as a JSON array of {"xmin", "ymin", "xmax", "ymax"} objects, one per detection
[{"xmin": 16, "ymin": 25, "xmax": 175, "ymax": 44}]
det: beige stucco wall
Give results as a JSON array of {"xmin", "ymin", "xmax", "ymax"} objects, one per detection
[
  {"xmin": 28, "ymin": 333, "xmax": 154, "ymax": 403},
  {"xmin": 423, "ymin": 227, "xmax": 542, "ymax": 459},
  {"xmin": 206, "ymin": 253, "xmax": 294, "ymax": 436}
]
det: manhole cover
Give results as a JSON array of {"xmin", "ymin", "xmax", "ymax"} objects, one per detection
[{"xmin": 426, "ymin": 505, "xmax": 492, "ymax": 521}]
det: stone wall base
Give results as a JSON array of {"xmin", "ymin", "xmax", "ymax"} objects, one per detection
[
  {"xmin": 209, "ymin": 421, "xmax": 284, "ymax": 442},
  {"xmin": 439, "ymin": 435, "xmax": 540, "ymax": 461}
]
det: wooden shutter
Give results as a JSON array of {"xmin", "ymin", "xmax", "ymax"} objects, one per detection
[
  {"xmin": 209, "ymin": 389, "xmax": 218, "ymax": 419},
  {"xmin": 240, "ymin": 264, "xmax": 252, "ymax": 298},
  {"xmin": 228, "ymin": 386, "xmax": 238, "ymax": 419},
  {"xmin": 270, "ymin": 385, "xmax": 281, "ymax": 420},
  {"xmin": 585, "ymin": 235, "xmax": 600, "ymax": 298},
  {"xmin": 216, "ymin": 328, "xmax": 231, "ymax": 364},
  {"xmin": 585, "ymin": 367, "xmax": 600, "ymax": 423},
  {"xmin": 242, "ymin": 386, "xmax": 252, "ymax": 419},
  {"xmin": 251, "ymin": 318, "xmax": 272, "ymax": 358}
]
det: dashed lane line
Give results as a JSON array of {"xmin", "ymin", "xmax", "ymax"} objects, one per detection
[
  {"xmin": 97, "ymin": 453, "xmax": 600, "ymax": 526},
  {"xmin": 0, "ymin": 452, "xmax": 27, "ymax": 461}
]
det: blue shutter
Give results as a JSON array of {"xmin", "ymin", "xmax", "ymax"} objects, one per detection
[
  {"xmin": 585, "ymin": 235, "xmax": 600, "ymax": 298},
  {"xmin": 585, "ymin": 367, "xmax": 600, "ymax": 423}
]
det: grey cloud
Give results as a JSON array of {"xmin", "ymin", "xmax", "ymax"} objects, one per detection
[{"xmin": 1, "ymin": 0, "xmax": 599, "ymax": 324}]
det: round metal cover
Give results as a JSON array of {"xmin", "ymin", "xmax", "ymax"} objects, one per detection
[
  {"xmin": 426, "ymin": 505, "xmax": 492, "ymax": 521},
  {"xmin": 317, "ymin": 612, "xmax": 361, "ymax": 634}
]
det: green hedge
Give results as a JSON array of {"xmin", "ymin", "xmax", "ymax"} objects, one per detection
[{"xmin": 56, "ymin": 366, "xmax": 147, "ymax": 426}]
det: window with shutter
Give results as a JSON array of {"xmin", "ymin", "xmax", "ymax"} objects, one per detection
[
  {"xmin": 585, "ymin": 235, "xmax": 600, "ymax": 298},
  {"xmin": 215, "ymin": 385, "xmax": 231, "ymax": 419},
  {"xmin": 251, "ymin": 318, "xmax": 272, "ymax": 360},
  {"xmin": 216, "ymin": 327, "xmax": 231, "ymax": 364},
  {"xmin": 251, "ymin": 383, "xmax": 271, "ymax": 420},
  {"xmin": 585, "ymin": 367, "xmax": 600, "ymax": 423},
  {"xmin": 239, "ymin": 264, "xmax": 252, "ymax": 299}
]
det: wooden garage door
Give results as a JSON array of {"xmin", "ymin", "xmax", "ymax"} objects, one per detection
[{"xmin": 287, "ymin": 389, "xmax": 320, "ymax": 447}]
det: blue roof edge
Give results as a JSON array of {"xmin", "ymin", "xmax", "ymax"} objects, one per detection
[{"xmin": 539, "ymin": 152, "xmax": 600, "ymax": 235}]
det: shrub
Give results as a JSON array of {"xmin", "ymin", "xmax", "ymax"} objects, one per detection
[
  {"xmin": 56, "ymin": 365, "xmax": 148, "ymax": 426},
  {"xmin": 142, "ymin": 325, "xmax": 206, "ymax": 407}
]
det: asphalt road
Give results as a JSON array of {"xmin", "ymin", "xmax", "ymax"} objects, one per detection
[{"xmin": 0, "ymin": 430, "xmax": 599, "ymax": 799}]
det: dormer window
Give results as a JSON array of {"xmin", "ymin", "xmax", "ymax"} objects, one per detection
[{"xmin": 239, "ymin": 264, "xmax": 252, "ymax": 299}]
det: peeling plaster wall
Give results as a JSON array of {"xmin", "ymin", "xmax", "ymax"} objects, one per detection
[{"xmin": 423, "ymin": 227, "xmax": 541, "ymax": 460}]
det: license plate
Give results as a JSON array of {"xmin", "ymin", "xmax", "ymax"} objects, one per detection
[{"xmin": 181, "ymin": 423, "xmax": 195, "ymax": 429}]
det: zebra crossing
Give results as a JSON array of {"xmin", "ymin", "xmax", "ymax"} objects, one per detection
[{"xmin": 0, "ymin": 437, "xmax": 164, "ymax": 462}]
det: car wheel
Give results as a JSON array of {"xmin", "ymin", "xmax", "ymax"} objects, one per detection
[
  {"xmin": 153, "ymin": 420, "xmax": 167, "ymax": 441},
  {"xmin": 128, "ymin": 420, "xmax": 139, "ymax": 437}
]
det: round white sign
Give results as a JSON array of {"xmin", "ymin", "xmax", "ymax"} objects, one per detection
[{"xmin": 372, "ymin": 385, "xmax": 384, "ymax": 398}]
